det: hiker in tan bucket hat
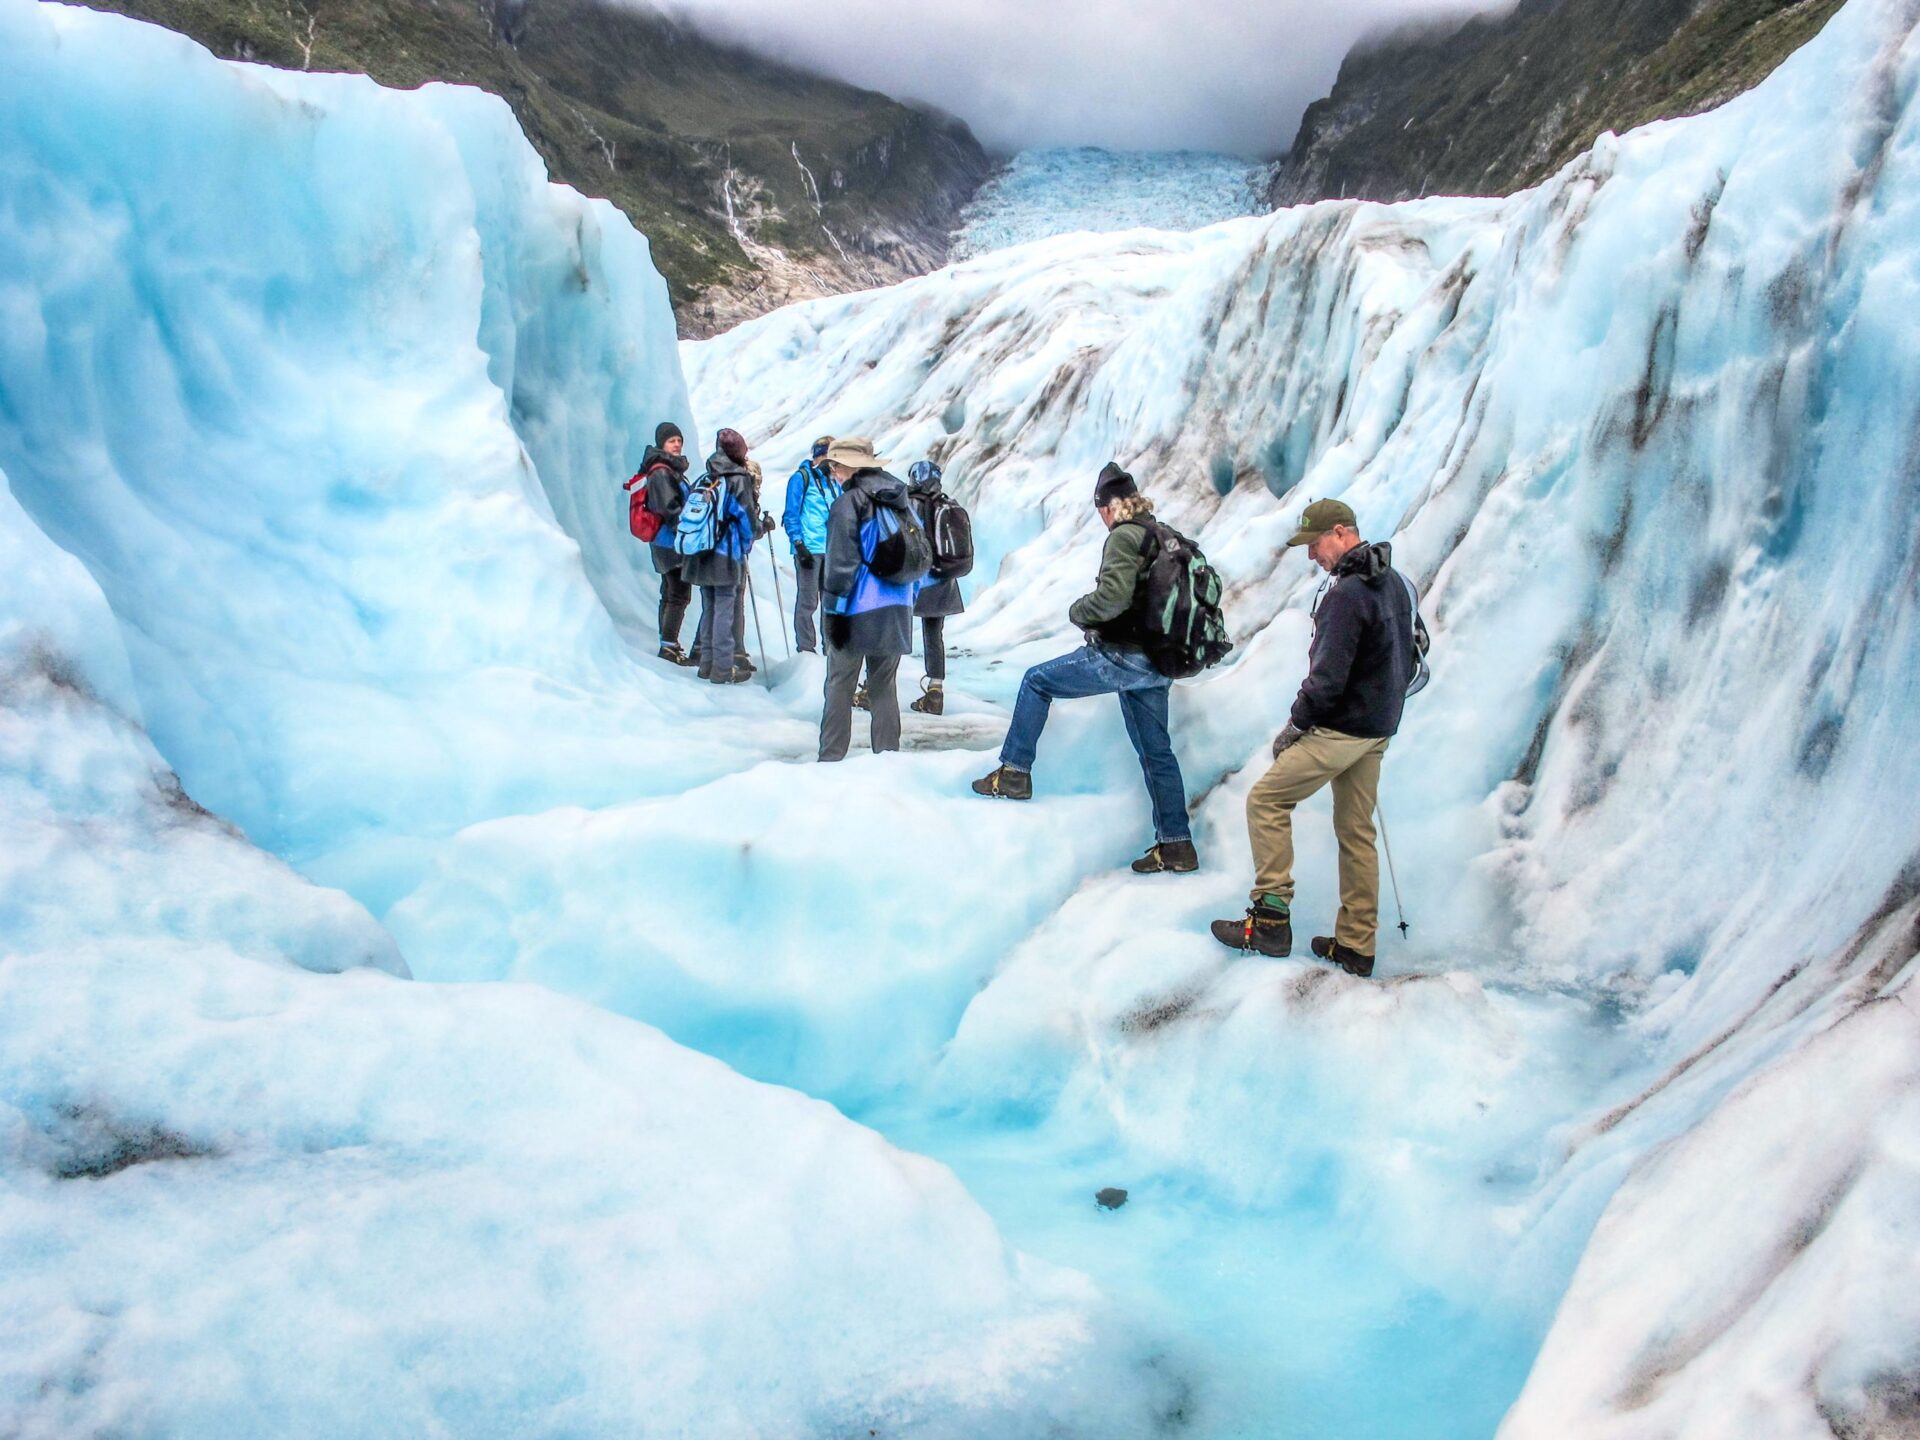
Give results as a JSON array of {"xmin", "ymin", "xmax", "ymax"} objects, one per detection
[{"xmin": 816, "ymin": 437, "xmax": 932, "ymax": 760}]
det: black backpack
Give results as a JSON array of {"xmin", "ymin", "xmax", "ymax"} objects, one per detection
[
  {"xmin": 1133, "ymin": 520, "xmax": 1233, "ymax": 680},
  {"xmin": 863, "ymin": 493, "xmax": 934, "ymax": 586},
  {"xmin": 925, "ymin": 494, "xmax": 974, "ymax": 580},
  {"xmin": 1398, "ymin": 571, "xmax": 1433, "ymax": 697}
]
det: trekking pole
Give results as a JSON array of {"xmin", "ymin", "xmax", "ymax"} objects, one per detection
[
  {"xmin": 744, "ymin": 568, "xmax": 773, "ymax": 688},
  {"xmin": 1376, "ymin": 801, "xmax": 1410, "ymax": 939},
  {"xmin": 764, "ymin": 543, "xmax": 790, "ymax": 659}
]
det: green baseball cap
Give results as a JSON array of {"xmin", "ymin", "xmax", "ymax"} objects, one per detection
[{"xmin": 1285, "ymin": 497, "xmax": 1358, "ymax": 547}]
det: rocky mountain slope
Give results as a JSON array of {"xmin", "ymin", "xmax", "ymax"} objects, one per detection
[
  {"xmin": 1273, "ymin": 0, "xmax": 1846, "ymax": 204},
  {"xmin": 91, "ymin": 0, "xmax": 993, "ymax": 333}
]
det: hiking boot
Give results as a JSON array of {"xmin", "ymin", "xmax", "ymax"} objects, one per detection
[
  {"xmin": 910, "ymin": 679, "xmax": 944, "ymax": 715},
  {"xmin": 658, "ymin": 642, "xmax": 698, "ymax": 667},
  {"xmin": 1210, "ymin": 902, "xmax": 1291, "ymax": 958},
  {"xmin": 1310, "ymin": 935, "xmax": 1375, "ymax": 979},
  {"xmin": 853, "ymin": 684, "xmax": 870, "ymax": 711},
  {"xmin": 1131, "ymin": 840, "xmax": 1198, "ymax": 874},
  {"xmin": 970, "ymin": 765, "xmax": 1032, "ymax": 800}
]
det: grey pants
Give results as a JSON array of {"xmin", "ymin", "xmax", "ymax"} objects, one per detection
[
  {"xmin": 793, "ymin": 556, "xmax": 825, "ymax": 653},
  {"xmin": 819, "ymin": 647, "xmax": 900, "ymax": 761},
  {"xmin": 696, "ymin": 584, "xmax": 748, "ymax": 679}
]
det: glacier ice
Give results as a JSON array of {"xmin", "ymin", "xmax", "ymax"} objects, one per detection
[
  {"xmin": 3, "ymin": 0, "xmax": 1918, "ymax": 1432},
  {"xmin": 681, "ymin": 0, "xmax": 1920, "ymax": 1429},
  {"xmin": 0, "ymin": 5, "xmax": 1178, "ymax": 1436},
  {"xmin": 952, "ymin": 147, "xmax": 1275, "ymax": 260}
]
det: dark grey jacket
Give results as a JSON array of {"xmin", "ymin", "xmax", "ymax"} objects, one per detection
[
  {"xmin": 1291, "ymin": 540, "xmax": 1416, "ymax": 739},
  {"xmin": 909, "ymin": 478, "xmax": 965, "ymax": 619},
  {"xmin": 822, "ymin": 469, "xmax": 915, "ymax": 656},
  {"xmin": 680, "ymin": 451, "xmax": 757, "ymax": 589}
]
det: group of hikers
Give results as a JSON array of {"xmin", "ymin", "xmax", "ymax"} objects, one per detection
[
  {"xmin": 625, "ymin": 428, "xmax": 1427, "ymax": 979},
  {"xmin": 625, "ymin": 427, "xmax": 974, "ymax": 754}
]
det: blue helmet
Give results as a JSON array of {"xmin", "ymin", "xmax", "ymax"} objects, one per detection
[{"xmin": 908, "ymin": 460, "xmax": 942, "ymax": 488}]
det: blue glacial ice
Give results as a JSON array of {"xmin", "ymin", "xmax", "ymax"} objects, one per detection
[
  {"xmin": 952, "ymin": 147, "xmax": 1276, "ymax": 260},
  {"xmin": 4, "ymin": 0, "xmax": 1920, "ymax": 1433}
]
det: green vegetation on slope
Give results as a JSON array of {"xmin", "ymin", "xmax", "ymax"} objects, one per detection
[
  {"xmin": 1275, "ymin": 0, "xmax": 1846, "ymax": 204},
  {"xmin": 94, "ymin": 0, "xmax": 992, "ymax": 328}
]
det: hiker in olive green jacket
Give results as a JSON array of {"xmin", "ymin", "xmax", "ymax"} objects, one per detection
[{"xmin": 971, "ymin": 462, "xmax": 1196, "ymax": 876}]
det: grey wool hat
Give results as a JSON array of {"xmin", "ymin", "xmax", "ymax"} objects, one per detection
[{"xmin": 824, "ymin": 436, "xmax": 887, "ymax": 470}]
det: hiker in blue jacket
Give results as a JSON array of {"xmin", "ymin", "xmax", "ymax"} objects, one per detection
[
  {"xmin": 818, "ymin": 437, "xmax": 917, "ymax": 760},
  {"xmin": 683, "ymin": 428, "xmax": 760, "ymax": 685},
  {"xmin": 780, "ymin": 436, "xmax": 839, "ymax": 654}
]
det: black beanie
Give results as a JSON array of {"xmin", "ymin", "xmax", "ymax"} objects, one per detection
[
  {"xmin": 655, "ymin": 421, "xmax": 683, "ymax": 447},
  {"xmin": 1093, "ymin": 461, "xmax": 1138, "ymax": 507}
]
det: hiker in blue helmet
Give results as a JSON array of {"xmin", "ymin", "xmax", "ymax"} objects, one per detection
[{"xmin": 907, "ymin": 460, "xmax": 968, "ymax": 716}]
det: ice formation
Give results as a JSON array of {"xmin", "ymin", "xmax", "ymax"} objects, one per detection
[
  {"xmin": 684, "ymin": 0, "xmax": 1920, "ymax": 1428},
  {"xmin": 952, "ymin": 147, "xmax": 1275, "ymax": 260},
  {"xmin": 0, "ymin": 4, "xmax": 1175, "ymax": 1434},
  {"xmin": 2, "ymin": 0, "xmax": 1916, "ymax": 1430}
]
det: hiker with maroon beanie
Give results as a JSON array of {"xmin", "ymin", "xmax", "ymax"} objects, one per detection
[{"xmin": 684, "ymin": 428, "xmax": 760, "ymax": 684}]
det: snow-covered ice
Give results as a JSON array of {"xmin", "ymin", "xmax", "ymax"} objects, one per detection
[{"xmin": 2, "ymin": 0, "xmax": 1917, "ymax": 1432}]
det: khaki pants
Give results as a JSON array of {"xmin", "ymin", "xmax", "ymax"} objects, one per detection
[{"xmin": 1246, "ymin": 728, "xmax": 1389, "ymax": 954}]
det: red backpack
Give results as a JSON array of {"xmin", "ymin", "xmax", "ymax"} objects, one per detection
[{"xmin": 623, "ymin": 466, "xmax": 664, "ymax": 543}]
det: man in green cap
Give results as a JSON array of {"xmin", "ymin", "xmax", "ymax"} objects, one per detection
[{"xmin": 1211, "ymin": 498, "xmax": 1421, "ymax": 977}]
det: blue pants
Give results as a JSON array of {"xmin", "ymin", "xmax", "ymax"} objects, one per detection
[{"xmin": 1000, "ymin": 643, "xmax": 1191, "ymax": 843}]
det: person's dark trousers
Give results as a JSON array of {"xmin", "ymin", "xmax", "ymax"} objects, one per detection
[
  {"xmin": 999, "ymin": 642, "xmax": 1191, "ymax": 843},
  {"xmin": 658, "ymin": 567, "xmax": 692, "ymax": 648},
  {"xmin": 696, "ymin": 584, "xmax": 746, "ymax": 681},
  {"xmin": 820, "ymin": 646, "xmax": 902, "ymax": 760},
  {"xmin": 793, "ymin": 554, "xmax": 825, "ymax": 653},
  {"xmin": 922, "ymin": 616, "xmax": 946, "ymax": 681}
]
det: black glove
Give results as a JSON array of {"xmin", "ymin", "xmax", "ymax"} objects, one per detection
[
  {"xmin": 795, "ymin": 542, "xmax": 815, "ymax": 568},
  {"xmin": 758, "ymin": 511, "xmax": 778, "ymax": 537},
  {"xmin": 1272, "ymin": 723, "xmax": 1305, "ymax": 759},
  {"xmin": 824, "ymin": 614, "xmax": 852, "ymax": 649}
]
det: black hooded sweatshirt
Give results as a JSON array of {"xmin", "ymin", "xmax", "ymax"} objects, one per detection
[
  {"xmin": 640, "ymin": 444, "xmax": 690, "ymax": 529},
  {"xmin": 1290, "ymin": 540, "xmax": 1416, "ymax": 739}
]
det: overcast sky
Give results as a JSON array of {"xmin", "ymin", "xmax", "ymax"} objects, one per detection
[{"xmin": 656, "ymin": 0, "xmax": 1506, "ymax": 157}]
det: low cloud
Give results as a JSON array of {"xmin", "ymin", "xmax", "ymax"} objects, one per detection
[{"xmin": 655, "ymin": 0, "xmax": 1508, "ymax": 156}]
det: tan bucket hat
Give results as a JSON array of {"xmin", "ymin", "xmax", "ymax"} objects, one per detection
[{"xmin": 824, "ymin": 436, "xmax": 887, "ymax": 470}]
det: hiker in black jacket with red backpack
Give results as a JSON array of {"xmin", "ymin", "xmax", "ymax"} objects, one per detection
[
  {"xmin": 972, "ymin": 462, "xmax": 1230, "ymax": 876},
  {"xmin": 624, "ymin": 422, "xmax": 698, "ymax": 665}
]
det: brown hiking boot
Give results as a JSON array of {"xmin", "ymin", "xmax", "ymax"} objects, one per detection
[
  {"xmin": 853, "ymin": 684, "xmax": 870, "ymax": 711},
  {"xmin": 1210, "ymin": 902, "xmax": 1291, "ymax": 958},
  {"xmin": 910, "ymin": 679, "xmax": 944, "ymax": 715},
  {"xmin": 1310, "ymin": 935, "xmax": 1375, "ymax": 978},
  {"xmin": 970, "ymin": 765, "xmax": 1032, "ymax": 800},
  {"xmin": 1131, "ymin": 840, "xmax": 1198, "ymax": 874}
]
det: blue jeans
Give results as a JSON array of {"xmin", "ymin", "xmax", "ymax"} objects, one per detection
[{"xmin": 1000, "ymin": 642, "xmax": 1191, "ymax": 843}]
